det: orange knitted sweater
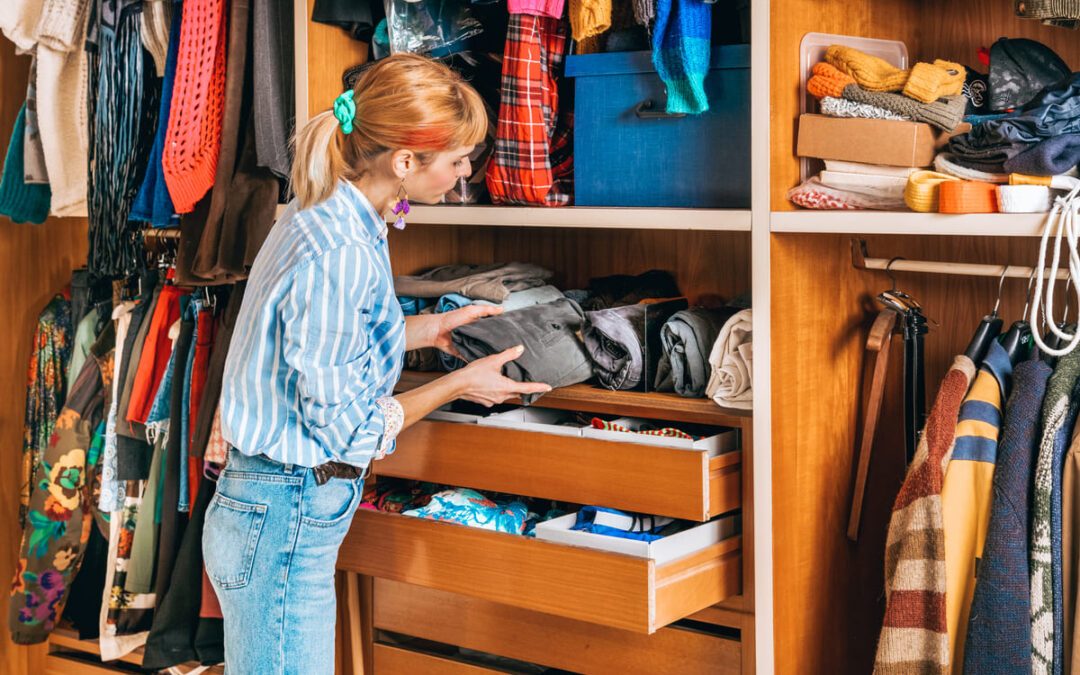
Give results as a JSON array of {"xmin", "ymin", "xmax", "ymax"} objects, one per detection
[{"xmin": 162, "ymin": 0, "xmax": 228, "ymax": 214}]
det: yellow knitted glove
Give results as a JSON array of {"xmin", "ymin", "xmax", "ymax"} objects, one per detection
[
  {"xmin": 826, "ymin": 45, "xmax": 910, "ymax": 92},
  {"xmin": 569, "ymin": 0, "xmax": 612, "ymax": 42},
  {"xmin": 902, "ymin": 60, "xmax": 966, "ymax": 103}
]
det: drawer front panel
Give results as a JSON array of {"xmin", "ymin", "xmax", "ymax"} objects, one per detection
[
  {"xmin": 339, "ymin": 509, "xmax": 741, "ymax": 633},
  {"xmin": 373, "ymin": 579, "xmax": 742, "ymax": 675},
  {"xmin": 376, "ymin": 420, "xmax": 741, "ymax": 521}
]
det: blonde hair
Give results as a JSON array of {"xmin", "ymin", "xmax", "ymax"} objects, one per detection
[{"xmin": 291, "ymin": 54, "xmax": 488, "ymax": 209}]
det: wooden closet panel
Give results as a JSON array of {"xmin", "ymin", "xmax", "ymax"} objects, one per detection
[
  {"xmin": 917, "ymin": 0, "xmax": 1080, "ymax": 73},
  {"xmin": 0, "ymin": 41, "xmax": 89, "ymax": 675},
  {"xmin": 770, "ymin": 0, "xmax": 922, "ymax": 209},
  {"xmin": 771, "ymin": 232, "xmax": 1063, "ymax": 674},
  {"xmin": 305, "ymin": 0, "xmax": 369, "ymax": 119},
  {"xmin": 373, "ymin": 579, "xmax": 742, "ymax": 675},
  {"xmin": 388, "ymin": 227, "xmax": 751, "ymax": 305}
]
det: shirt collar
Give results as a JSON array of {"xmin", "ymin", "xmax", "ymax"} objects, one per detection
[{"xmin": 339, "ymin": 180, "xmax": 389, "ymax": 241}]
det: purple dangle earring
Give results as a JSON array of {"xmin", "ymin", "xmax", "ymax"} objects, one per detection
[{"xmin": 391, "ymin": 180, "xmax": 410, "ymax": 230}]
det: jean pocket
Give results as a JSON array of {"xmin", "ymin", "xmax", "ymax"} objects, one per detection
[
  {"xmin": 203, "ymin": 494, "xmax": 267, "ymax": 590},
  {"xmin": 300, "ymin": 478, "xmax": 361, "ymax": 529}
]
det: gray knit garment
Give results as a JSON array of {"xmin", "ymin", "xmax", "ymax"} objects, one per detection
[
  {"xmin": 633, "ymin": 0, "xmax": 654, "ymax": 25},
  {"xmin": 819, "ymin": 96, "xmax": 911, "ymax": 122},
  {"xmin": 842, "ymin": 84, "xmax": 967, "ymax": 132}
]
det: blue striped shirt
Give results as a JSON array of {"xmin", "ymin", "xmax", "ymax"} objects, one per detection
[{"xmin": 221, "ymin": 180, "xmax": 406, "ymax": 469}]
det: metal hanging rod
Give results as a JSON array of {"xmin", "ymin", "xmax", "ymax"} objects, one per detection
[
  {"xmin": 142, "ymin": 227, "xmax": 180, "ymax": 240},
  {"xmin": 851, "ymin": 238, "xmax": 1070, "ymax": 280}
]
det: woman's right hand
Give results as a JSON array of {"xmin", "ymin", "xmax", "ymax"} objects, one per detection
[{"xmin": 452, "ymin": 345, "xmax": 552, "ymax": 406}]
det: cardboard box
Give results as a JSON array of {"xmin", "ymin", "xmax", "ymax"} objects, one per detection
[
  {"xmin": 797, "ymin": 114, "xmax": 937, "ymax": 168},
  {"xmin": 534, "ymin": 512, "xmax": 741, "ymax": 565}
]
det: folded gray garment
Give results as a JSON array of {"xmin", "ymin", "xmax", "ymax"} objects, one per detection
[
  {"xmin": 583, "ymin": 299, "xmax": 688, "ymax": 391},
  {"xmin": 393, "ymin": 262, "xmax": 553, "ymax": 303},
  {"xmin": 451, "ymin": 298, "xmax": 594, "ymax": 404},
  {"xmin": 654, "ymin": 306, "xmax": 739, "ymax": 397}
]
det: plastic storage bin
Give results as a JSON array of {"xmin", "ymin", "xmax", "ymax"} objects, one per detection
[
  {"xmin": 564, "ymin": 44, "xmax": 750, "ymax": 208},
  {"xmin": 478, "ymin": 407, "xmax": 589, "ymax": 437},
  {"xmin": 582, "ymin": 416, "xmax": 739, "ymax": 456},
  {"xmin": 534, "ymin": 512, "xmax": 741, "ymax": 564}
]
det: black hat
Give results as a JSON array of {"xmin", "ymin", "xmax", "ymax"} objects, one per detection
[{"xmin": 989, "ymin": 37, "xmax": 1070, "ymax": 111}]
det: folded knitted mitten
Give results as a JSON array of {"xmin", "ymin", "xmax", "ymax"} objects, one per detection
[
  {"xmin": 843, "ymin": 85, "xmax": 967, "ymax": 131},
  {"xmin": 820, "ymin": 96, "xmax": 911, "ymax": 122},
  {"xmin": 808, "ymin": 62, "xmax": 856, "ymax": 99},
  {"xmin": 902, "ymin": 60, "xmax": 966, "ymax": 103},
  {"xmin": 826, "ymin": 45, "xmax": 910, "ymax": 92}
]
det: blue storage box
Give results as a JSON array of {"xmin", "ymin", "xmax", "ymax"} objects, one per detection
[{"xmin": 564, "ymin": 45, "xmax": 750, "ymax": 208}]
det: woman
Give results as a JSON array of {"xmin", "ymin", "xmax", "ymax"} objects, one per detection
[{"xmin": 203, "ymin": 54, "xmax": 550, "ymax": 674}]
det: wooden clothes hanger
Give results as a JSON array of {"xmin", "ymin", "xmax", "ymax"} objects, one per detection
[{"xmin": 848, "ymin": 307, "xmax": 898, "ymax": 541}]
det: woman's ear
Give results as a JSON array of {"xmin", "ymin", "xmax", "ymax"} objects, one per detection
[{"xmin": 391, "ymin": 149, "xmax": 415, "ymax": 180}]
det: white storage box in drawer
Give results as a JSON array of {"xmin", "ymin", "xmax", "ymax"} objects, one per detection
[
  {"xmin": 582, "ymin": 416, "xmax": 739, "ymax": 456},
  {"xmin": 533, "ymin": 512, "xmax": 740, "ymax": 565},
  {"xmin": 478, "ymin": 407, "xmax": 588, "ymax": 437},
  {"xmin": 425, "ymin": 405, "xmax": 483, "ymax": 424}
]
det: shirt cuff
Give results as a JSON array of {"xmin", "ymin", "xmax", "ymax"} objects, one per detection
[{"xmin": 374, "ymin": 396, "xmax": 404, "ymax": 460}]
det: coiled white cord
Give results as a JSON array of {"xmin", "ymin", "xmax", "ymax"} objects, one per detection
[{"xmin": 1030, "ymin": 177, "xmax": 1080, "ymax": 356}]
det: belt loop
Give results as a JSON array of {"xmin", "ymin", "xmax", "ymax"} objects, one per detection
[{"xmin": 283, "ymin": 463, "xmax": 294, "ymax": 474}]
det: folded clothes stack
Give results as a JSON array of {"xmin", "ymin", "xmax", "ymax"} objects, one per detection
[
  {"xmin": 792, "ymin": 37, "xmax": 1080, "ymax": 213},
  {"xmin": 791, "ymin": 45, "xmax": 968, "ymax": 210},
  {"xmin": 393, "ymin": 266, "xmax": 754, "ymax": 408}
]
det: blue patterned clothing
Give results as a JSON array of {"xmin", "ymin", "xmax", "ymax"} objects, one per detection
[{"xmin": 221, "ymin": 180, "xmax": 406, "ymax": 469}]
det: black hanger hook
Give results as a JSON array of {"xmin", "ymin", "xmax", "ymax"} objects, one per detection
[{"xmin": 885, "ymin": 256, "xmax": 905, "ymax": 292}]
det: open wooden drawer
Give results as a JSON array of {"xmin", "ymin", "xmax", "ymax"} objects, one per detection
[
  {"xmin": 374, "ymin": 419, "xmax": 741, "ymax": 521},
  {"xmin": 337, "ymin": 508, "xmax": 742, "ymax": 634}
]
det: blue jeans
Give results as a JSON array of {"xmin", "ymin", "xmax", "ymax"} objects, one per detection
[{"xmin": 202, "ymin": 450, "xmax": 364, "ymax": 674}]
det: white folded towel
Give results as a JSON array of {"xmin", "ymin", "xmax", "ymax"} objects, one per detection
[{"xmin": 706, "ymin": 309, "xmax": 753, "ymax": 410}]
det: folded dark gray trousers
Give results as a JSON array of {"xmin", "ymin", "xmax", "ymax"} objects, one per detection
[
  {"xmin": 394, "ymin": 262, "xmax": 553, "ymax": 303},
  {"xmin": 451, "ymin": 298, "xmax": 593, "ymax": 404},
  {"xmin": 654, "ymin": 307, "xmax": 738, "ymax": 397},
  {"xmin": 583, "ymin": 299, "xmax": 688, "ymax": 391}
]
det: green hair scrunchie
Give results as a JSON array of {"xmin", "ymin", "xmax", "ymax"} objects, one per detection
[{"xmin": 334, "ymin": 89, "xmax": 356, "ymax": 135}]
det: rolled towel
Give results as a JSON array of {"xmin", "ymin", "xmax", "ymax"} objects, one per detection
[
  {"xmin": 654, "ymin": 306, "xmax": 738, "ymax": 397},
  {"xmin": 706, "ymin": 308, "xmax": 753, "ymax": 410}
]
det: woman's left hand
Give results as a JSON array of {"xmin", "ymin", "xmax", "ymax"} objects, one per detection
[
  {"xmin": 405, "ymin": 305, "xmax": 504, "ymax": 356},
  {"xmin": 432, "ymin": 305, "xmax": 504, "ymax": 358}
]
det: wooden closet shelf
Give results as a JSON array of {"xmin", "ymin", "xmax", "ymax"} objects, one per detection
[
  {"xmin": 394, "ymin": 370, "xmax": 752, "ymax": 428},
  {"xmin": 771, "ymin": 211, "xmax": 1051, "ymax": 237},
  {"xmin": 274, "ymin": 204, "xmax": 751, "ymax": 230}
]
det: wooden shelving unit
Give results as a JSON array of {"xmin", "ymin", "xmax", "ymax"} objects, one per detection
[
  {"xmin": 771, "ymin": 211, "xmax": 1052, "ymax": 237},
  {"xmin": 394, "ymin": 370, "xmax": 751, "ymax": 428}
]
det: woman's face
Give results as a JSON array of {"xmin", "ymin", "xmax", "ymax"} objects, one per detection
[{"xmin": 407, "ymin": 146, "xmax": 475, "ymax": 204}]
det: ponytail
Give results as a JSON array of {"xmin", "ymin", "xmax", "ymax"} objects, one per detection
[
  {"xmin": 290, "ymin": 111, "xmax": 348, "ymax": 210},
  {"xmin": 289, "ymin": 54, "xmax": 488, "ymax": 210}
]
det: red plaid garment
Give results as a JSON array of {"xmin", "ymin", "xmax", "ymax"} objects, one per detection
[{"xmin": 486, "ymin": 14, "xmax": 573, "ymax": 206}]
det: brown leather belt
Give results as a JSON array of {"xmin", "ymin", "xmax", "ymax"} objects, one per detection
[{"xmin": 310, "ymin": 461, "xmax": 368, "ymax": 486}]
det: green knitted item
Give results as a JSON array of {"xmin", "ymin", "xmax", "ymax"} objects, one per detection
[
  {"xmin": 0, "ymin": 103, "xmax": 51, "ymax": 225},
  {"xmin": 1031, "ymin": 344, "xmax": 1080, "ymax": 674},
  {"xmin": 842, "ymin": 84, "xmax": 967, "ymax": 132}
]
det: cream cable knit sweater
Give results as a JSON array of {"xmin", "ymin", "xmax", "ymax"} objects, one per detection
[
  {"xmin": 34, "ymin": 0, "xmax": 91, "ymax": 217},
  {"xmin": 0, "ymin": 0, "xmax": 44, "ymax": 54}
]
